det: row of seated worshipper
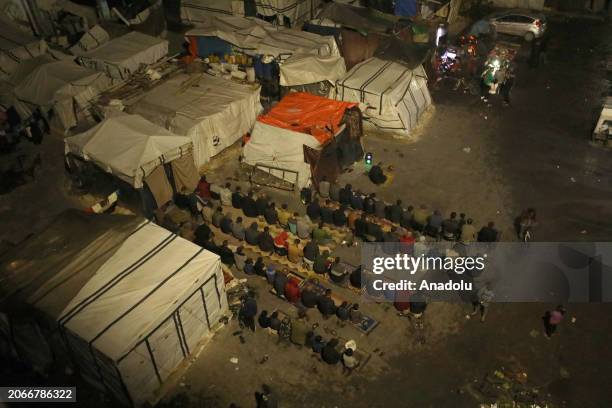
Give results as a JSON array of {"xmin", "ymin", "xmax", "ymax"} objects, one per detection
[
  {"xmin": 201, "ymin": 223, "xmax": 361, "ymax": 288},
  {"xmin": 257, "ymin": 309, "xmax": 361, "ymax": 372},
  {"xmin": 195, "ymin": 176, "xmax": 352, "ymax": 243},
  {"xmin": 195, "ymin": 199, "xmax": 354, "ymax": 274},
  {"xmin": 314, "ymin": 179, "xmax": 501, "ymax": 243}
]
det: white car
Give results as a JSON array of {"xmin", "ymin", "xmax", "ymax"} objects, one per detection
[{"xmin": 486, "ymin": 10, "xmax": 547, "ymax": 41}]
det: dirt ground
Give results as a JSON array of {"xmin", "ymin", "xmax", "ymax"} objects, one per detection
[{"xmin": 1, "ymin": 13, "xmax": 612, "ymax": 408}]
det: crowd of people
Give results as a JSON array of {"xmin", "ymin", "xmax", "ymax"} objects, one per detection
[{"xmin": 238, "ymin": 293, "xmax": 361, "ymax": 374}]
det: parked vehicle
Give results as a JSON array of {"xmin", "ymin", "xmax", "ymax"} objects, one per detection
[{"xmin": 486, "ymin": 10, "xmax": 547, "ymax": 41}]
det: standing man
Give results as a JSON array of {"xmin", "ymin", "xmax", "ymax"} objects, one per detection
[
  {"xmin": 239, "ymin": 295, "xmax": 258, "ymax": 332},
  {"xmin": 318, "ymin": 176, "xmax": 331, "ymax": 198},
  {"xmin": 232, "ymin": 186, "xmax": 244, "ymax": 209},
  {"xmin": 501, "ymin": 71, "xmax": 515, "ymax": 106},
  {"xmin": 471, "ymin": 284, "xmax": 494, "ymax": 322},
  {"xmin": 544, "ymin": 305, "xmax": 566, "ymax": 338}
]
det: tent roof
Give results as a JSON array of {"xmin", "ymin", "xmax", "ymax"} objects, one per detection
[
  {"xmin": 65, "ymin": 114, "xmax": 193, "ymax": 187},
  {"xmin": 0, "ymin": 14, "xmax": 48, "ymax": 79},
  {"xmin": 0, "ymin": 210, "xmax": 142, "ymax": 319},
  {"xmin": 279, "ymin": 54, "xmax": 346, "ymax": 87},
  {"xmin": 338, "ymin": 57, "xmax": 422, "ymax": 96},
  {"xmin": 80, "ymin": 31, "xmax": 166, "ymax": 65},
  {"xmin": 128, "ymin": 73, "xmax": 262, "ymax": 168},
  {"xmin": 186, "ymin": 15, "xmax": 339, "ymax": 59},
  {"xmin": 12, "ymin": 55, "xmax": 110, "ymax": 107},
  {"xmin": 257, "ymin": 92, "xmax": 356, "ymax": 144},
  {"xmin": 0, "ymin": 13, "xmax": 41, "ymax": 50},
  {"xmin": 0, "ymin": 210, "xmax": 221, "ymax": 362},
  {"xmin": 130, "ymin": 73, "xmax": 259, "ymax": 135},
  {"xmin": 78, "ymin": 31, "xmax": 168, "ymax": 79}
]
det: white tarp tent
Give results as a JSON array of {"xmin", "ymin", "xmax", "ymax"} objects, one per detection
[
  {"xmin": 77, "ymin": 31, "xmax": 168, "ymax": 80},
  {"xmin": 0, "ymin": 13, "xmax": 48, "ymax": 80},
  {"xmin": 335, "ymin": 57, "xmax": 432, "ymax": 136},
  {"xmin": 11, "ymin": 55, "xmax": 112, "ymax": 128},
  {"xmin": 65, "ymin": 114, "xmax": 196, "ymax": 189},
  {"xmin": 244, "ymin": 121, "xmax": 321, "ymax": 189},
  {"xmin": 69, "ymin": 25, "xmax": 110, "ymax": 56},
  {"xmin": 242, "ymin": 92, "xmax": 360, "ymax": 189},
  {"xmin": 0, "ymin": 210, "xmax": 227, "ymax": 406},
  {"xmin": 279, "ymin": 54, "xmax": 346, "ymax": 86},
  {"xmin": 255, "ymin": 0, "xmax": 323, "ymax": 26},
  {"xmin": 185, "ymin": 15, "xmax": 339, "ymax": 60},
  {"xmin": 129, "ymin": 73, "xmax": 262, "ymax": 169}
]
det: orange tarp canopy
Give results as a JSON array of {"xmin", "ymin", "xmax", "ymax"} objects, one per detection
[{"xmin": 257, "ymin": 92, "xmax": 357, "ymax": 144}]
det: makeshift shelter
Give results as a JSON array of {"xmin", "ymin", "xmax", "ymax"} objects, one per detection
[
  {"xmin": 129, "ymin": 73, "xmax": 262, "ymax": 169},
  {"xmin": 0, "ymin": 210, "xmax": 227, "ymax": 406},
  {"xmin": 243, "ymin": 92, "xmax": 363, "ymax": 189},
  {"xmin": 69, "ymin": 25, "xmax": 111, "ymax": 56},
  {"xmin": 65, "ymin": 114, "xmax": 199, "ymax": 210},
  {"xmin": 279, "ymin": 54, "xmax": 346, "ymax": 87},
  {"xmin": 10, "ymin": 55, "xmax": 112, "ymax": 129},
  {"xmin": 335, "ymin": 57, "xmax": 432, "ymax": 136},
  {"xmin": 77, "ymin": 31, "xmax": 168, "ymax": 80},
  {"xmin": 0, "ymin": 14, "xmax": 48, "ymax": 80},
  {"xmin": 255, "ymin": 0, "xmax": 322, "ymax": 26},
  {"xmin": 185, "ymin": 15, "xmax": 340, "ymax": 61}
]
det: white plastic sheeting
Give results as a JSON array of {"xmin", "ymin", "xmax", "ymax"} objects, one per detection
[
  {"xmin": 0, "ymin": 14, "xmax": 48, "ymax": 80},
  {"xmin": 77, "ymin": 31, "xmax": 168, "ymax": 80},
  {"xmin": 280, "ymin": 54, "xmax": 346, "ymax": 86},
  {"xmin": 65, "ymin": 114, "xmax": 194, "ymax": 188},
  {"xmin": 69, "ymin": 25, "xmax": 110, "ymax": 56},
  {"xmin": 129, "ymin": 73, "xmax": 262, "ymax": 169},
  {"xmin": 243, "ymin": 121, "xmax": 321, "ymax": 189},
  {"xmin": 0, "ymin": 211, "xmax": 227, "ymax": 406},
  {"xmin": 255, "ymin": 0, "xmax": 323, "ymax": 26},
  {"xmin": 335, "ymin": 58, "xmax": 432, "ymax": 136},
  {"xmin": 11, "ymin": 55, "xmax": 112, "ymax": 128},
  {"xmin": 186, "ymin": 15, "xmax": 339, "ymax": 60}
]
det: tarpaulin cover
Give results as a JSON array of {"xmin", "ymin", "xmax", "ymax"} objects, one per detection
[
  {"xmin": 0, "ymin": 14, "xmax": 48, "ymax": 80},
  {"xmin": 243, "ymin": 95, "xmax": 362, "ymax": 189},
  {"xmin": 242, "ymin": 121, "xmax": 322, "ymax": 189},
  {"xmin": 11, "ymin": 55, "xmax": 112, "ymax": 128},
  {"xmin": 279, "ymin": 54, "xmax": 346, "ymax": 86},
  {"xmin": 129, "ymin": 73, "xmax": 262, "ymax": 169},
  {"xmin": 0, "ymin": 210, "xmax": 227, "ymax": 406},
  {"xmin": 69, "ymin": 25, "xmax": 110, "ymax": 56},
  {"xmin": 185, "ymin": 15, "xmax": 339, "ymax": 60},
  {"xmin": 65, "ymin": 114, "xmax": 195, "ymax": 188},
  {"xmin": 394, "ymin": 0, "xmax": 418, "ymax": 16},
  {"xmin": 257, "ymin": 92, "xmax": 356, "ymax": 144},
  {"xmin": 77, "ymin": 31, "xmax": 168, "ymax": 80},
  {"xmin": 335, "ymin": 57, "xmax": 432, "ymax": 136},
  {"xmin": 255, "ymin": 0, "xmax": 322, "ymax": 25}
]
